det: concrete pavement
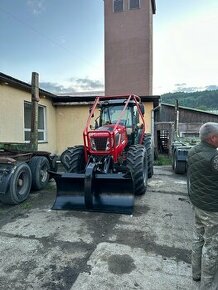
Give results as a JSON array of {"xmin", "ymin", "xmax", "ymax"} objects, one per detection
[{"xmin": 0, "ymin": 166, "xmax": 200, "ymax": 289}]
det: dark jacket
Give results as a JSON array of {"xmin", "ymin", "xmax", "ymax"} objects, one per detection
[{"xmin": 187, "ymin": 141, "xmax": 218, "ymax": 212}]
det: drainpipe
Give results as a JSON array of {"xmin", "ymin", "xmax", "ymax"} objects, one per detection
[
  {"xmin": 30, "ymin": 72, "xmax": 39, "ymax": 151},
  {"xmin": 151, "ymin": 104, "xmax": 160, "ymax": 144}
]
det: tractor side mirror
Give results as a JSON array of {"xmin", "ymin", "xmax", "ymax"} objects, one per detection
[
  {"xmin": 139, "ymin": 103, "xmax": 145, "ymax": 115},
  {"xmin": 137, "ymin": 123, "xmax": 143, "ymax": 129},
  {"xmin": 95, "ymin": 120, "xmax": 99, "ymax": 129}
]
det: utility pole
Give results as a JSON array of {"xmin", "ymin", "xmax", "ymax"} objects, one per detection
[{"xmin": 30, "ymin": 72, "xmax": 39, "ymax": 151}]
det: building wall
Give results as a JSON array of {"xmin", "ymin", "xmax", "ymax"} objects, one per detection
[
  {"xmin": 104, "ymin": 0, "xmax": 153, "ymax": 96},
  {"xmin": 56, "ymin": 105, "xmax": 91, "ymax": 154},
  {"xmin": 0, "ymin": 84, "xmax": 57, "ymax": 154},
  {"xmin": 144, "ymin": 101, "xmax": 153, "ymax": 133},
  {"xmin": 0, "ymin": 85, "xmax": 26, "ymax": 143}
]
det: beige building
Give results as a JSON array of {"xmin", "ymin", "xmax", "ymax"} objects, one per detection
[
  {"xmin": 0, "ymin": 73, "xmax": 159, "ymax": 155},
  {"xmin": 0, "ymin": 73, "xmax": 57, "ymax": 153},
  {"xmin": 104, "ymin": 0, "xmax": 156, "ymax": 96}
]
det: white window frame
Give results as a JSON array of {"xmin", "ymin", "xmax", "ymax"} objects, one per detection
[
  {"xmin": 113, "ymin": 0, "xmax": 124, "ymax": 13},
  {"xmin": 129, "ymin": 0, "xmax": 140, "ymax": 10},
  {"xmin": 24, "ymin": 101, "xmax": 47, "ymax": 143}
]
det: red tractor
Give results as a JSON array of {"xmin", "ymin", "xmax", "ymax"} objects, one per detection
[{"xmin": 51, "ymin": 95, "xmax": 153, "ymax": 214}]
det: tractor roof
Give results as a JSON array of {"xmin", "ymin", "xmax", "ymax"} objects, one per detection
[{"xmin": 99, "ymin": 99, "xmax": 137, "ymax": 107}]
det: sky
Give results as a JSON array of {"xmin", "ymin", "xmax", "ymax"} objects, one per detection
[{"xmin": 0, "ymin": 0, "xmax": 218, "ymax": 95}]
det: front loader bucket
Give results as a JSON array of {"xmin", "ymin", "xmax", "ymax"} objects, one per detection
[{"xmin": 51, "ymin": 164, "xmax": 134, "ymax": 214}]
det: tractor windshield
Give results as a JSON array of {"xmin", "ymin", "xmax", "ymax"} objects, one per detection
[{"xmin": 101, "ymin": 105, "xmax": 132, "ymax": 127}]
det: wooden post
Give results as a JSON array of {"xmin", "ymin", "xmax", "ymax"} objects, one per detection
[
  {"xmin": 174, "ymin": 99, "xmax": 179, "ymax": 139},
  {"xmin": 30, "ymin": 72, "xmax": 39, "ymax": 151}
]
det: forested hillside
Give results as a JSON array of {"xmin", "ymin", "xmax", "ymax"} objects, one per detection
[{"xmin": 160, "ymin": 90, "xmax": 218, "ymax": 111}]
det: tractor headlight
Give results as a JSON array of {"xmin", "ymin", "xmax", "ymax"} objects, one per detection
[
  {"xmin": 90, "ymin": 138, "xmax": 97, "ymax": 150},
  {"xmin": 106, "ymin": 138, "xmax": 111, "ymax": 151}
]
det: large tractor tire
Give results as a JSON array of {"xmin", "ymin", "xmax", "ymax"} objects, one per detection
[
  {"xmin": 126, "ymin": 144, "xmax": 148, "ymax": 196},
  {"xmin": 60, "ymin": 145, "xmax": 86, "ymax": 173},
  {"xmin": 143, "ymin": 134, "xmax": 153, "ymax": 178},
  {"xmin": 0, "ymin": 162, "xmax": 32, "ymax": 205},
  {"xmin": 29, "ymin": 156, "xmax": 50, "ymax": 190}
]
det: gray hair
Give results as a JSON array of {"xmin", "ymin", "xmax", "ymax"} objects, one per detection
[{"xmin": 199, "ymin": 122, "xmax": 218, "ymax": 141}]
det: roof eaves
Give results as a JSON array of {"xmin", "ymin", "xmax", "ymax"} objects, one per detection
[
  {"xmin": 0, "ymin": 72, "xmax": 57, "ymax": 99},
  {"xmin": 54, "ymin": 95, "xmax": 160, "ymax": 107}
]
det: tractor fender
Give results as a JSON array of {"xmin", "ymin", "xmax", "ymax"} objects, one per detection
[{"xmin": 0, "ymin": 164, "xmax": 17, "ymax": 194}]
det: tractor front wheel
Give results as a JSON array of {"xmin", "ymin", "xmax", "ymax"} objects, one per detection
[
  {"xmin": 127, "ymin": 145, "xmax": 148, "ymax": 196},
  {"xmin": 60, "ymin": 145, "xmax": 85, "ymax": 173}
]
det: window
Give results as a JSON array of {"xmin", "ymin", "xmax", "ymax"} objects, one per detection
[
  {"xmin": 129, "ymin": 0, "xmax": 140, "ymax": 9},
  {"xmin": 24, "ymin": 102, "xmax": 46, "ymax": 142},
  {"xmin": 113, "ymin": 0, "xmax": 123, "ymax": 13}
]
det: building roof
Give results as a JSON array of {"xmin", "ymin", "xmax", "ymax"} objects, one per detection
[
  {"xmin": 0, "ymin": 72, "xmax": 160, "ymax": 106},
  {"xmin": 161, "ymin": 103, "xmax": 218, "ymax": 116},
  {"xmin": 0, "ymin": 72, "xmax": 56, "ymax": 99}
]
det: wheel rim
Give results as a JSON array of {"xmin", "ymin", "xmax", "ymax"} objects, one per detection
[
  {"xmin": 16, "ymin": 171, "xmax": 29, "ymax": 197},
  {"xmin": 143, "ymin": 155, "xmax": 147, "ymax": 185},
  {"xmin": 174, "ymin": 156, "xmax": 177, "ymax": 169},
  {"xmin": 40, "ymin": 164, "xmax": 49, "ymax": 183}
]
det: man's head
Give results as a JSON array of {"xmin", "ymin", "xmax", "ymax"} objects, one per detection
[{"xmin": 199, "ymin": 122, "xmax": 218, "ymax": 148}]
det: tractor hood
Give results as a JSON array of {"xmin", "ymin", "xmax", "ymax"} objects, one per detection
[
  {"xmin": 95, "ymin": 124, "xmax": 125, "ymax": 134},
  {"xmin": 87, "ymin": 124, "xmax": 128, "ymax": 153}
]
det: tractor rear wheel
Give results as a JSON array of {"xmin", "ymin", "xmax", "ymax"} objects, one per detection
[
  {"xmin": 143, "ymin": 134, "xmax": 153, "ymax": 178},
  {"xmin": 127, "ymin": 145, "xmax": 148, "ymax": 196},
  {"xmin": 60, "ymin": 145, "xmax": 85, "ymax": 173}
]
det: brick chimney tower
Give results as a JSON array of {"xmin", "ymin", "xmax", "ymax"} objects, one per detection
[{"xmin": 104, "ymin": 0, "xmax": 156, "ymax": 96}]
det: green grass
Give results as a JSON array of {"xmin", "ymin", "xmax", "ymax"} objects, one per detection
[
  {"xmin": 20, "ymin": 201, "xmax": 32, "ymax": 209},
  {"xmin": 154, "ymin": 154, "xmax": 172, "ymax": 166}
]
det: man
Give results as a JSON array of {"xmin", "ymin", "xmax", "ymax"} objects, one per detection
[{"xmin": 188, "ymin": 122, "xmax": 218, "ymax": 290}]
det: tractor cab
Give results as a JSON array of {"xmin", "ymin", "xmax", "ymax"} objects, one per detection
[{"xmin": 96, "ymin": 99, "xmax": 145, "ymax": 147}]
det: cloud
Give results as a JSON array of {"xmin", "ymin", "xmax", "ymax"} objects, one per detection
[
  {"xmin": 173, "ymin": 85, "xmax": 204, "ymax": 93},
  {"xmin": 27, "ymin": 0, "xmax": 45, "ymax": 15},
  {"xmin": 40, "ymin": 82, "xmax": 76, "ymax": 94},
  {"xmin": 74, "ymin": 78, "xmax": 104, "ymax": 90},
  {"xmin": 175, "ymin": 83, "xmax": 187, "ymax": 87},
  {"xmin": 67, "ymin": 77, "xmax": 104, "ymax": 91},
  {"xmin": 172, "ymin": 83, "xmax": 218, "ymax": 93},
  {"xmin": 40, "ymin": 77, "xmax": 104, "ymax": 94},
  {"xmin": 205, "ymin": 85, "xmax": 218, "ymax": 91}
]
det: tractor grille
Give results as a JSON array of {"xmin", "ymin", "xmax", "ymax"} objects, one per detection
[{"xmin": 93, "ymin": 137, "xmax": 108, "ymax": 151}]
